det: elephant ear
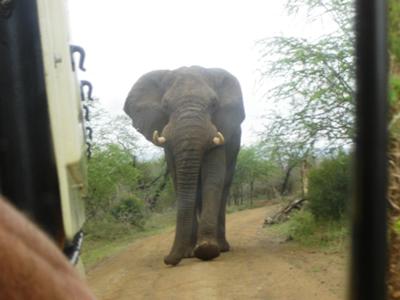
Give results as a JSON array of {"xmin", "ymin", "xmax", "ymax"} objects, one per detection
[
  {"xmin": 205, "ymin": 68, "xmax": 245, "ymax": 141},
  {"xmin": 124, "ymin": 70, "xmax": 170, "ymax": 142}
]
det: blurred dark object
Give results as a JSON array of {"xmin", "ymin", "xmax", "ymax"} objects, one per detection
[
  {"xmin": 0, "ymin": 0, "xmax": 64, "ymax": 243},
  {"xmin": 0, "ymin": 0, "xmax": 14, "ymax": 18},
  {"xmin": 352, "ymin": 1, "xmax": 388, "ymax": 299}
]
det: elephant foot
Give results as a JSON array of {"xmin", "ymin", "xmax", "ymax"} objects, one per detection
[
  {"xmin": 194, "ymin": 240, "xmax": 220, "ymax": 261},
  {"xmin": 164, "ymin": 245, "xmax": 194, "ymax": 265},
  {"xmin": 163, "ymin": 253, "xmax": 182, "ymax": 266},
  {"xmin": 218, "ymin": 239, "xmax": 230, "ymax": 252}
]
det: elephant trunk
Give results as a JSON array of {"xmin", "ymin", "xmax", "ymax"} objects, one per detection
[{"xmin": 163, "ymin": 115, "xmax": 209, "ymax": 265}]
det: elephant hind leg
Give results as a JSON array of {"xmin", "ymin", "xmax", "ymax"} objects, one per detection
[{"xmin": 217, "ymin": 129, "xmax": 241, "ymax": 252}]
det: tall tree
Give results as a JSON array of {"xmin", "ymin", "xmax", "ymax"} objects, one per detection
[
  {"xmin": 257, "ymin": 0, "xmax": 355, "ymax": 157},
  {"xmin": 87, "ymin": 99, "xmax": 139, "ymax": 155}
]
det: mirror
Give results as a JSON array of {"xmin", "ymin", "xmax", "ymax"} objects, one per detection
[{"xmin": 66, "ymin": 0, "xmax": 394, "ymax": 299}]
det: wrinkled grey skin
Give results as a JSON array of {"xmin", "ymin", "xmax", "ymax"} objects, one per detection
[{"xmin": 124, "ymin": 66, "xmax": 245, "ymax": 266}]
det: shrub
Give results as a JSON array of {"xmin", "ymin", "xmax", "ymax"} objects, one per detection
[
  {"xmin": 86, "ymin": 144, "xmax": 141, "ymax": 217},
  {"xmin": 83, "ymin": 213, "xmax": 134, "ymax": 241},
  {"xmin": 111, "ymin": 196, "xmax": 146, "ymax": 227},
  {"xmin": 283, "ymin": 210, "xmax": 348, "ymax": 248},
  {"xmin": 307, "ymin": 152, "xmax": 351, "ymax": 220}
]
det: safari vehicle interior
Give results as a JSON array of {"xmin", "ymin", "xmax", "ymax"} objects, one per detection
[{"xmin": 0, "ymin": 0, "xmax": 87, "ymax": 266}]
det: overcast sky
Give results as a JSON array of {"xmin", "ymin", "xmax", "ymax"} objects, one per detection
[{"xmin": 67, "ymin": 0, "xmax": 335, "ymax": 156}]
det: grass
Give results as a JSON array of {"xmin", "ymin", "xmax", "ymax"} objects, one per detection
[
  {"xmin": 268, "ymin": 209, "xmax": 349, "ymax": 252},
  {"xmin": 81, "ymin": 209, "xmax": 176, "ymax": 269}
]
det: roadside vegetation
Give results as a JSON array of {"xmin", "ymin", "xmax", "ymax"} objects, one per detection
[
  {"xmin": 256, "ymin": 0, "xmax": 354, "ymax": 253},
  {"xmin": 268, "ymin": 150, "xmax": 351, "ymax": 252}
]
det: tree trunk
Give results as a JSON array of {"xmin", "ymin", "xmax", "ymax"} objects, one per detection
[
  {"xmin": 280, "ymin": 163, "xmax": 296, "ymax": 196},
  {"xmin": 240, "ymin": 185, "xmax": 243, "ymax": 205},
  {"xmin": 250, "ymin": 181, "xmax": 254, "ymax": 206},
  {"xmin": 147, "ymin": 167, "xmax": 169, "ymax": 210},
  {"xmin": 300, "ymin": 159, "xmax": 311, "ymax": 198}
]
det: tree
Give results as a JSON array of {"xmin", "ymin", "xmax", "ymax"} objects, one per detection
[
  {"xmin": 232, "ymin": 145, "xmax": 282, "ymax": 204},
  {"xmin": 257, "ymin": 0, "xmax": 355, "ymax": 156},
  {"xmin": 87, "ymin": 99, "xmax": 140, "ymax": 154},
  {"xmin": 307, "ymin": 151, "xmax": 350, "ymax": 220},
  {"xmin": 86, "ymin": 144, "xmax": 141, "ymax": 218},
  {"xmin": 260, "ymin": 135, "xmax": 311, "ymax": 196}
]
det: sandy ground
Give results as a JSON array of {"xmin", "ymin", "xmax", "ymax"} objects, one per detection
[{"xmin": 86, "ymin": 204, "xmax": 348, "ymax": 300}]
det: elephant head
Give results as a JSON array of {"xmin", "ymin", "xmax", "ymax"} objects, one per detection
[{"xmin": 124, "ymin": 66, "xmax": 245, "ymax": 265}]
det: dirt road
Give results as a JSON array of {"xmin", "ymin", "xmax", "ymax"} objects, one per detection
[{"xmin": 86, "ymin": 204, "xmax": 347, "ymax": 300}]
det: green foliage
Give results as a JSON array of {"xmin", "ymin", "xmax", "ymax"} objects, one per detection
[
  {"xmin": 388, "ymin": 0, "xmax": 400, "ymax": 126},
  {"xmin": 307, "ymin": 152, "xmax": 351, "ymax": 220},
  {"xmin": 111, "ymin": 196, "xmax": 146, "ymax": 227},
  {"xmin": 257, "ymin": 0, "xmax": 355, "ymax": 163},
  {"xmin": 390, "ymin": 74, "xmax": 400, "ymax": 106},
  {"xmin": 153, "ymin": 177, "xmax": 176, "ymax": 211},
  {"xmin": 86, "ymin": 144, "xmax": 141, "ymax": 218},
  {"xmin": 231, "ymin": 145, "xmax": 283, "ymax": 203},
  {"xmin": 83, "ymin": 213, "xmax": 135, "ymax": 241},
  {"xmin": 234, "ymin": 146, "xmax": 267, "ymax": 185},
  {"xmin": 395, "ymin": 218, "xmax": 400, "ymax": 235},
  {"xmin": 82, "ymin": 209, "xmax": 177, "ymax": 268},
  {"xmin": 276, "ymin": 210, "xmax": 348, "ymax": 249}
]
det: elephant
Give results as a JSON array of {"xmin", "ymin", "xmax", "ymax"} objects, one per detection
[{"xmin": 124, "ymin": 66, "xmax": 245, "ymax": 266}]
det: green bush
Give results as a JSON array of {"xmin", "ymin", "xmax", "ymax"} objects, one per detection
[
  {"xmin": 111, "ymin": 196, "xmax": 146, "ymax": 227},
  {"xmin": 284, "ymin": 210, "xmax": 348, "ymax": 248},
  {"xmin": 307, "ymin": 152, "xmax": 351, "ymax": 220},
  {"xmin": 395, "ymin": 218, "xmax": 400, "ymax": 235},
  {"xmin": 86, "ymin": 144, "xmax": 141, "ymax": 217},
  {"xmin": 83, "ymin": 213, "xmax": 135, "ymax": 241}
]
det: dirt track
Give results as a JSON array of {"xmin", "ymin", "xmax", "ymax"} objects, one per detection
[{"xmin": 86, "ymin": 204, "xmax": 347, "ymax": 300}]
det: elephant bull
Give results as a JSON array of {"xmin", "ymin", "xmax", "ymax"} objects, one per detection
[{"xmin": 124, "ymin": 66, "xmax": 245, "ymax": 266}]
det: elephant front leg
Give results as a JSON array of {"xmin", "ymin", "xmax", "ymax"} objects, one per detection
[
  {"xmin": 194, "ymin": 147, "xmax": 226, "ymax": 261},
  {"xmin": 163, "ymin": 150, "xmax": 199, "ymax": 265},
  {"xmin": 183, "ymin": 201, "xmax": 200, "ymax": 258}
]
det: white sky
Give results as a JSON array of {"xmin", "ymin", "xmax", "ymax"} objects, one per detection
[{"xmin": 67, "ymin": 0, "xmax": 335, "ymax": 155}]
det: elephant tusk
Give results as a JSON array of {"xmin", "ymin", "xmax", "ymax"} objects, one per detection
[
  {"xmin": 152, "ymin": 130, "xmax": 166, "ymax": 145},
  {"xmin": 213, "ymin": 131, "xmax": 225, "ymax": 145}
]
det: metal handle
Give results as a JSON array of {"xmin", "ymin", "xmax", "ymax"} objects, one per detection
[
  {"xmin": 86, "ymin": 142, "xmax": 92, "ymax": 159},
  {"xmin": 80, "ymin": 80, "xmax": 93, "ymax": 101},
  {"xmin": 85, "ymin": 126, "xmax": 93, "ymax": 140},
  {"xmin": 82, "ymin": 105, "xmax": 90, "ymax": 122},
  {"xmin": 70, "ymin": 45, "xmax": 86, "ymax": 72}
]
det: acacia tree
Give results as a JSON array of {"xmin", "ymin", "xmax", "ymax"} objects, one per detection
[
  {"xmin": 87, "ymin": 99, "xmax": 139, "ymax": 155},
  {"xmin": 232, "ymin": 145, "xmax": 281, "ymax": 204},
  {"xmin": 234, "ymin": 147, "xmax": 261, "ymax": 204},
  {"xmin": 257, "ymin": 0, "xmax": 355, "ymax": 159},
  {"xmin": 87, "ymin": 99, "xmax": 169, "ymax": 211}
]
